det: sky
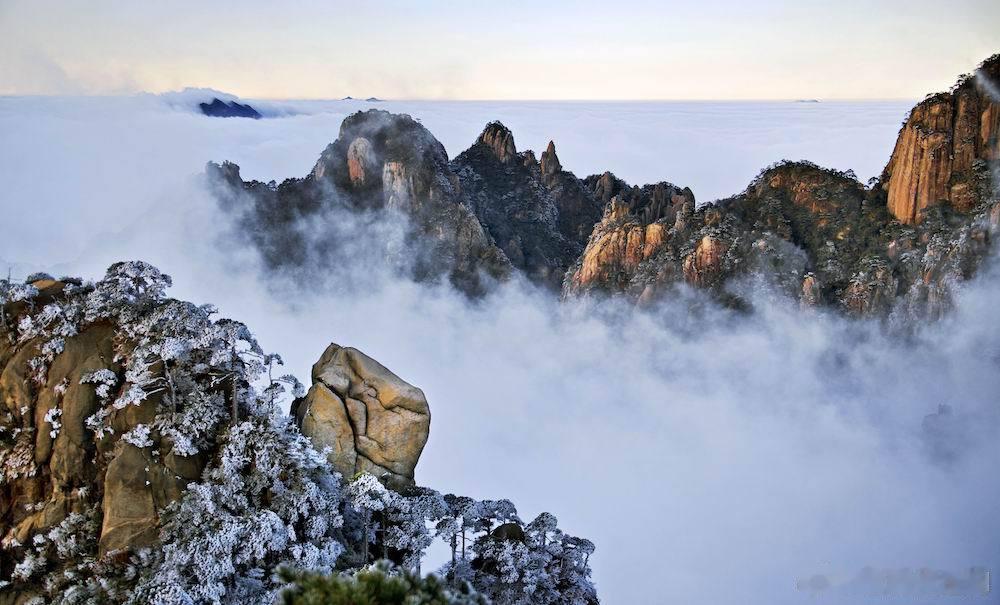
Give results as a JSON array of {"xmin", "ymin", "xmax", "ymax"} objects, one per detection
[{"xmin": 1, "ymin": 0, "xmax": 998, "ymax": 100}]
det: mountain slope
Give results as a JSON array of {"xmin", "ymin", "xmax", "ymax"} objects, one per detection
[{"xmin": 569, "ymin": 54, "xmax": 1000, "ymax": 319}]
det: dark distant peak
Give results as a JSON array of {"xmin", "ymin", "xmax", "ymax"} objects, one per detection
[
  {"xmin": 341, "ymin": 96, "xmax": 354, "ymax": 100},
  {"xmin": 366, "ymin": 97, "xmax": 382, "ymax": 102},
  {"xmin": 540, "ymin": 140, "xmax": 561, "ymax": 177},
  {"xmin": 199, "ymin": 97, "xmax": 262, "ymax": 119},
  {"xmin": 476, "ymin": 121, "xmax": 517, "ymax": 163}
]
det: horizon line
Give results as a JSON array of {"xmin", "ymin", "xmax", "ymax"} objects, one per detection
[{"xmin": 0, "ymin": 92, "xmax": 922, "ymax": 104}]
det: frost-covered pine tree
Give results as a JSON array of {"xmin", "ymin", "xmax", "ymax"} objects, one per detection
[
  {"xmin": 385, "ymin": 487, "xmax": 448, "ymax": 574},
  {"xmin": 344, "ymin": 472, "xmax": 403, "ymax": 567}
]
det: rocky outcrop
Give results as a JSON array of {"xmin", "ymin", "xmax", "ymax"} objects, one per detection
[
  {"xmin": 293, "ymin": 344, "xmax": 430, "ymax": 488},
  {"xmin": 210, "ymin": 113, "xmax": 605, "ymax": 293},
  {"xmin": 477, "ymin": 122, "xmax": 517, "ymax": 164},
  {"xmin": 346, "ymin": 137, "xmax": 378, "ymax": 186},
  {"xmin": 682, "ymin": 236, "xmax": 728, "ymax": 288},
  {"xmin": 566, "ymin": 158, "xmax": 999, "ymax": 320},
  {"xmin": 0, "ymin": 277, "xmax": 208, "ymax": 597},
  {"xmin": 564, "ymin": 174, "xmax": 698, "ymax": 295},
  {"xmin": 540, "ymin": 141, "xmax": 562, "ymax": 180},
  {"xmin": 209, "ymin": 55, "xmax": 1000, "ymax": 321},
  {"xmin": 882, "ymin": 54, "xmax": 1000, "ymax": 224},
  {"xmin": 1, "ymin": 266, "xmax": 597, "ymax": 605},
  {"xmin": 0, "ymin": 271, "xmax": 435, "ymax": 599},
  {"xmin": 209, "ymin": 110, "xmax": 512, "ymax": 296},
  {"xmin": 561, "ymin": 56, "xmax": 998, "ymax": 318}
]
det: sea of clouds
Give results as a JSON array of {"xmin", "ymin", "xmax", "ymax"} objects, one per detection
[{"xmin": 1, "ymin": 92, "xmax": 997, "ymax": 604}]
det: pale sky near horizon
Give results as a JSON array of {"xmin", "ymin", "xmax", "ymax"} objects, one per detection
[{"xmin": 1, "ymin": 0, "xmax": 998, "ymax": 100}]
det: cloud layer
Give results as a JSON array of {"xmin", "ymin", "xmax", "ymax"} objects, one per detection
[{"xmin": 1, "ymin": 95, "xmax": 998, "ymax": 604}]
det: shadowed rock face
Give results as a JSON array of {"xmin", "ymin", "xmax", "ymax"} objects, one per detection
[
  {"xmin": 882, "ymin": 54, "xmax": 1000, "ymax": 224},
  {"xmin": 209, "ymin": 110, "xmax": 605, "ymax": 293},
  {"xmin": 293, "ymin": 344, "xmax": 430, "ymax": 488},
  {"xmin": 452, "ymin": 123, "xmax": 604, "ymax": 288}
]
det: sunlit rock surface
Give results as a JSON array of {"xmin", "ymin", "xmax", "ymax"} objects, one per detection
[
  {"xmin": 883, "ymin": 54, "xmax": 1000, "ymax": 224},
  {"xmin": 293, "ymin": 343, "xmax": 430, "ymax": 488}
]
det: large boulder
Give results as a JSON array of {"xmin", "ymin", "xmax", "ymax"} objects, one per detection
[{"xmin": 293, "ymin": 344, "xmax": 430, "ymax": 488}]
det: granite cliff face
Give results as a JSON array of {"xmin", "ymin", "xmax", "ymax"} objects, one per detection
[
  {"xmin": 882, "ymin": 55, "xmax": 1000, "ymax": 224},
  {"xmin": 209, "ymin": 54, "xmax": 1000, "ymax": 321},
  {"xmin": 567, "ymin": 55, "xmax": 999, "ymax": 318},
  {"xmin": 0, "ymin": 277, "xmax": 206, "ymax": 574}
]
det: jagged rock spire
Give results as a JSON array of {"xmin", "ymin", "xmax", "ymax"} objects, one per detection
[
  {"xmin": 540, "ymin": 140, "xmax": 561, "ymax": 177},
  {"xmin": 477, "ymin": 121, "xmax": 517, "ymax": 163}
]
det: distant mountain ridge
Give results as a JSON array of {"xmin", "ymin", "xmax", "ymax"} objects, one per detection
[
  {"xmin": 198, "ymin": 97, "xmax": 262, "ymax": 119},
  {"xmin": 208, "ymin": 53, "xmax": 1000, "ymax": 322}
]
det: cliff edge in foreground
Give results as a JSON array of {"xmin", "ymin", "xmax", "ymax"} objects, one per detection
[{"xmin": 0, "ymin": 263, "xmax": 597, "ymax": 604}]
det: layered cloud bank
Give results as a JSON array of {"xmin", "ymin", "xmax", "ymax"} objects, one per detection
[{"xmin": 1, "ymin": 90, "xmax": 998, "ymax": 603}]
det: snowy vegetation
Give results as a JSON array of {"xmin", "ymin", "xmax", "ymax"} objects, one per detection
[{"xmin": 0, "ymin": 262, "xmax": 598, "ymax": 604}]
